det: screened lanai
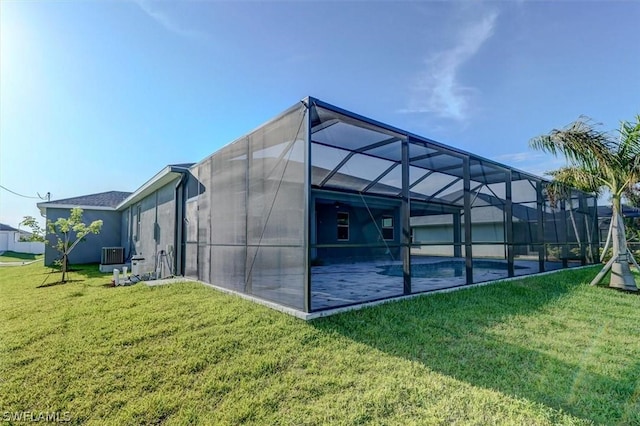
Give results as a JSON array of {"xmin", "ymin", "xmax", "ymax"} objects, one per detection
[{"xmin": 186, "ymin": 97, "xmax": 599, "ymax": 315}]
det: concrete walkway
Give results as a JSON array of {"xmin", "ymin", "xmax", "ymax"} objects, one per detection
[
  {"xmin": 0, "ymin": 258, "xmax": 44, "ymax": 267},
  {"xmin": 144, "ymin": 276, "xmax": 198, "ymax": 286}
]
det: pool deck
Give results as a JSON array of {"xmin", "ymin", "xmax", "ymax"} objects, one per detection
[{"xmin": 311, "ymin": 256, "xmax": 571, "ymax": 310}]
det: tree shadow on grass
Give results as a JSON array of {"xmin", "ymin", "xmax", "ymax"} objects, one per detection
[
  {"xmin": 66, "ymin": 264, "xmax": 108, "ymax": 279},
  {"xmin": 37, "ymin": 280, "xmax": 84, "ymax": 288},
  {"xmin": 311, "ymin": 267, "xmax": 639, "ymax": 424},
  {"xmin": 37, "ymin": 264, "xmax": 109, "ymax": 288},
  {"xmin": 0, "ymin": 251, "xmax": 41, "ymax": 261}
]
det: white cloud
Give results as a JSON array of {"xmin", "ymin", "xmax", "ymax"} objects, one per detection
[
  {"xmin": 400, "ymin": 12, "xmax": 498, "ymax": 121},
  {"xmin": 493, "ymin": 151, "xmax": 543, "ymax": 164},
  {"xmin": 134, "ymin": 0, "xmax": 207, "ymax": 39},
  {"xmin": 518, "ymin": 157, "xmax": 565, "ymax": 179},
  {"xmin": 491, "ymin": 151, "xmax": 570, "ymax": 179}
]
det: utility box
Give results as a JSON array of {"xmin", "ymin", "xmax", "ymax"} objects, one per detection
[{"xmin": 131, "ymin": 255, "xmax": 145, "ymax": 276}]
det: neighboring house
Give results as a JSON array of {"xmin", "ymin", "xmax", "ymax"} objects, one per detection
[
  {"xmin": 0, "ymin": 223, "xmax": 23, "ymax": 251},
  {"xmin": 0, "ymin": 223, "xmax": 44, "ymax": 254},
  {"xmin": 36, "ymin": 96, "xmax": 599, "ymax": 316},
  {"xmin": 597, "ymin": 204, "xmax": 640, "ymax": 242},
  {"xmin": 411, "ymin": 191, "xmax": 598, "ymax": 259}
]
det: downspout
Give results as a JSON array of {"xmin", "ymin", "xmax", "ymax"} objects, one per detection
[
  {"xmin": 173, "ymin": 170, "xmax": 189, "ymax": 276},
  {"xmin": 127, "ymin": 206, "xmax": 133, "ymax": 260}
]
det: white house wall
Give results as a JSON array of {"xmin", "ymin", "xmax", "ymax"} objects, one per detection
[
  {"xmin": 412, "ymin": 223, "xmax": 505, "ymax": 258},
  {"xmin": 411, "ymin": 226, "xmax": 455, "ymax": 257},
  {"xmin": 0, "ymin": 232, "xmax": 10, "ymax": 252}
]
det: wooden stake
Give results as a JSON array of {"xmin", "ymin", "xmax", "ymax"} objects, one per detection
[
  {"xmin": 590, "ymin": 256, "xmax": 616, "ymax": 286},
  {"xmin": 600, "ymin": 219, "xmax": 613, "ymax": 262},
  {"xmin": 628, "ymin": 248, "xmax": 640, "ymax": 272}
]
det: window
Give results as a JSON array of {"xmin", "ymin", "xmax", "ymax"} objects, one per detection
[
  {"xmin": 382, "ymin": 215, "xmax": 394, "ymax": 240},
  {"xmin": 337, "ymin": 212, "xmax": 349, "ymax": 241}
]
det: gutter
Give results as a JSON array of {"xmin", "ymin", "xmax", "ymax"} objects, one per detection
[{"xmin": 116, "ymin": 165, "xmax": 193, "ymax": 211}]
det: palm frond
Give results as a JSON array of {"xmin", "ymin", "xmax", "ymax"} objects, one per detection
[
  {"xmin": 624, "ymin": 183, "xmax": 640, "ymax": 208},
  {"xmin": 546, "ymin": 167, "xmax": 601, "ymax": 193},
  {"xmin": 543, "ymin": 166, "xmax": 601, "ymax": 206},
  {"xmin": 613, "ymin": 115, "xmax": 640, "ymax": 196},
  {"xmin": 617, "ymin": 115, "xmax": 640, "ymax": 160},
  {"xmin": 529, "ymin": 116, "xmax": 617, "ymax": 176}
]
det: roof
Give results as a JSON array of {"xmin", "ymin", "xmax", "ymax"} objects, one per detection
[
  {"xmin": 307, "ymin": 96, "xmax": 548, "ymax": 187},
  {"xmin": 37, "ymin": 190, "xmax": 132, "ymax": 215},
  {"xmin": 168, "ymin": 163, "xmax": 194, "ymax": 169},
  {"xmin": 0, "ymin": 223, "xmax": 20, "ymax": 232},
  {"xmin": 597, "ymin": 205, "xmax": 640, "ymax": 219},
  {"xmin": 117, "ymin": 163, "xmax": 194, "ymax": 210},
  {"xmin": 35, "ymin": 162, "xmax": 195, "ymax": 217}
]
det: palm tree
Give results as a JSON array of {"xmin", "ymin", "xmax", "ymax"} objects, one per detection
[{"xmin": 529, "ymin": 115, "xmax": 640, "ymax": 291}]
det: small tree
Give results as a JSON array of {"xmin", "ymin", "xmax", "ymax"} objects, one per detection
[
  {"xmin": 19, "ymin": 216, "xmax": 46, "ymax": 242},
  {"xmin": 47, "ymin": 207, "xmax": 103, "ymax": 283},
  {"xmin": 529, "ymin": 115, "xmax": 640, "ymax": 291}
]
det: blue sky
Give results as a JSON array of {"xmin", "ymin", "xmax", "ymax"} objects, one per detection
[{"xmin": 1, "ymin": 1, "xmax": 639, "ymax": 227}]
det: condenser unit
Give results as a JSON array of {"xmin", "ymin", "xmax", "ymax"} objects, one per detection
[{"xmin": 101, "ymin": 247, "xmax": 124, "ymax": 265}]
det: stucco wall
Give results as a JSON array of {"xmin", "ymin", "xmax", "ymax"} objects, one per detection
[
  {"xmin": 411, "ymin": 225, "xmax": 455, "ymax": 257},
  {"xmin": 411, "ymin": 223, "xmax": 505, "ymax": 258},
  {"xmin": 44, "ymin": 208, "xmax": 122, "ymax": 266},
  {"xmin": 314, "ymin": 200, "xmax": 401, "ymax": 263},
  {"xmin": 120, "ymin": 206, "xmax": 131, "ymax": 259},
  {"xmin": 130, "ymin": 180, "xmax": 177, "ymax": 275}
]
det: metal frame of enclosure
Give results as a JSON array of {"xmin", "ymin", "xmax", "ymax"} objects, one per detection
[{"xmin": 186, "ymin": 97, "xmax": 599, "ymax": 314}]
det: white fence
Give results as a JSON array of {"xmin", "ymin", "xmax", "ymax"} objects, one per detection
[
  {"xmin": 5, "ymin": 240, "xmax": 45, "ymax": 255},
  {"xmin": 0, "ymin": 231, "xmax": 45, "ymax": 255}
]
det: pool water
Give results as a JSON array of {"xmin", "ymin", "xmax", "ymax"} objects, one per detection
[{"xmin": 377, "ymin": 260, "xmax": 526, "ymax": 278}]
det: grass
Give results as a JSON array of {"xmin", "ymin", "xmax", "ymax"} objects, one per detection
[
  {"xmin": 1, "ymin": 263, "xmax": 639, "ymax": 425},
  {"xmin": 0, "ymin": 251, "xmax": 43, "ymax": 262}
]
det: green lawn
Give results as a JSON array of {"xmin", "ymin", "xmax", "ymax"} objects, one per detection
[
  {"xmin": 0, "ymin": 251, "xmax": 43, "ymax": 262},
  {"xmin": 1, "ymin": 263, "xmax": 639, "ymax": 425}
]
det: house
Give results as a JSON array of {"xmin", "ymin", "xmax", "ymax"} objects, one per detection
[
  {"xmin": 37, "ymin": 191, "xmax": 132, "ymax": 265},
  {"xmin": 597, "ymin": 204, "xmax": 640, "ymax": 251},
  {"xmin": 0, "ymin": 223, "xmax": 24, "ymax": 251},
  {"xmin": 37, "ymin": 97, "xmax": 599, "ymax": 317},
  {"xmin": 37, "ymin": 165, "xmax": 196, "ymax": 272},
  {"xmin": 0, "ymin": 224, "xmax": 21, "ymax": 251},
  {"xmin": 0, "ymin": 223, "xmax": 44, "ymax": 255}
]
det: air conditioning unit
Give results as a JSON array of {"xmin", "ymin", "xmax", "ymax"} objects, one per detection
[{"xmin": 101, "ymin": 247, "xmax": 124, "ymax": 265}]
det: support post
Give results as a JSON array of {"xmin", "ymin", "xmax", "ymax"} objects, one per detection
[
  {"xmin": 401, "ymin": 138, "xmax": 411, "ymax": 295},
  {"xmin": 463, "ymin": 157, "xmax": 473, "ymax": 285},
  {"xmin": 559, "ymin": 200, "xmax": 568, "ymax": 268},
  {"xmin": 536, "ymin": 181, "xmax": 545, "ymax": 272},
  {"xmin": 578, "ymin": 193, "xmax": 587, "ymax": 265},
  {"xmin": 453, "ymin": 213, "xmax": 462, "ymax": 258},
  {"xmin": 303, "ymin": 101, "xmax": 312, "ymax": 312},
  {"xmin": 592, "ymin": 196, "xmax": 600, "ymax": 262},
  {"xmin": 505, "ymin": 170, "xmax": 514, "ymax": 277}
]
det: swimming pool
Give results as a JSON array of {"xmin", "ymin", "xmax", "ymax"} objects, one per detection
[{"xmin": 377, "ymin": 260, "xmax": 527, "ymax": 279}]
